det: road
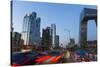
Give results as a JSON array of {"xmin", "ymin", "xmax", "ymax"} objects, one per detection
[{"xmin": 11, "ymin": 49, "xmax": 97, "ymax": 66}]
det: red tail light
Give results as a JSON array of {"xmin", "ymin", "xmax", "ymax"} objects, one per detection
[
  {"xmin": 50, "ymin": 56, "xmax": 61, "ymax": 63},
  {"xmin": 35, "ymin": 55, "xmax": 51, "ymax": 63}
]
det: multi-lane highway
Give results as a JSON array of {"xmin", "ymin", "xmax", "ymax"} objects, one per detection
[{"xmin": 11, "ymin": 49, "xmax": 97, "ymax": 66}]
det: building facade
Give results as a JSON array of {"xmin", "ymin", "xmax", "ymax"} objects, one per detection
[
  {"xmin": 68, "ymin": 38, "xmax": 75, "ymax": 48},
  {"xmin": 51, "ymin": 24, "xmax": 56, "ymax": 47},
  {"xmin": 79, "ymin": 8, "xmax": 97, "ymax": 48},
  {"xmin": 12, "ymin": 32, "xmax": 21, "ymax": 52},
  {"xmin": 22, "ymin": 12, "xmax": 41, "ymax": 46},
  {"xmin": 41, "ymin": 27, "xmax": 52, "ymax": 50},
  {"xmin": 55, "ymin": 35, "xmax": 59, "ymax": 48}
]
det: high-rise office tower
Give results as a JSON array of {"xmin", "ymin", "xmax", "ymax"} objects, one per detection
[
  {"xmin": 55, "ymin": 35, "xmax": 59, "ymax": 48},
  {"xmin": 22, "ymin": 12, "xmax": 41, "ymax": 46},
  {"xmin": 41, "ymin": 27, "xmax": 52, "ymax": 50},
  {"xmin": 51, "ymin": 24, "xmax": 56, "ymax": 47}
]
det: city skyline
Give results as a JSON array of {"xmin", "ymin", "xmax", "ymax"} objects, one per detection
[
  {"xmin": 12, "ymin": 1, "xmax": 97, "ymax": 45},
  {"xmin": 11, "ymin": 1, "xmax": 97, "ymax": 65}
]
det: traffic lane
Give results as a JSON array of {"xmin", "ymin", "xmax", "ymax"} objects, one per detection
[
  {"xmin": 42, "ymin": 56, "xmax": 56, "ymax": 63},
  {"xmin": 20, "ymin": 52, "xmax": 50, "ymax": 65},
  {"xmin": 12, "ymin": 50, "xmax": 65, "ymax": 65},
  {"xmin": 12, "ymin": 51, "xmax": 50, "ymax": 66},
  {"xmin": 36, "ymin": 55, "xmax": 62, "ymax": 64},
  {"xmin": 35, "ymin": 49, "xmax": 62, "ymax": 64},
  {"xmin": 12, "ymin": 51, "xmax": 38, "ymax": 66},
  {"xmin": 35, "ymin": 55, "xmax": 52, "ymax": 63}
]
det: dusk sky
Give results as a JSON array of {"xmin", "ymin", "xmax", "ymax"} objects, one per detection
[{"xmin": 12, "ymin": 1, "xmax": 97, "ymax": 45}]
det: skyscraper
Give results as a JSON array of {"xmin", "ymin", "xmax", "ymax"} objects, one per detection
[
  {"xmin": 12, "ymin": 32, "xmax": 21, "ymax": 52},
  {"xmin": 51, "ymin": 24, "xmax": 56, "ymax": 47},
  {"xmin": 41, "ymin": 27, "xmax": 52, "ymax": 50},
  {"xmin": 55, "ymin": 35, "xmax": 59, "ymax": 48},
  {"xmin": 68, "ymin": 38, "xmax": 75, "ymax": 48},
  {"xmin": 22, "ymin": 12, "xmax": 41, "ymax": 46}
]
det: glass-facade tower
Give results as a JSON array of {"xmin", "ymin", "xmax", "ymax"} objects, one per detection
[
  {"xmin": 22, "ymin": 12, "xmax": 41, "ymax": 46},
  {"xmin": 51, "ymin": 24, "xmax": 56, "ymax": 47}
]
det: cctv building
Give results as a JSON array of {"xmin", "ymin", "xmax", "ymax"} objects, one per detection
[{"xmin": 22, "ymin": 12, "xmax": 41, "ymax": 46}]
